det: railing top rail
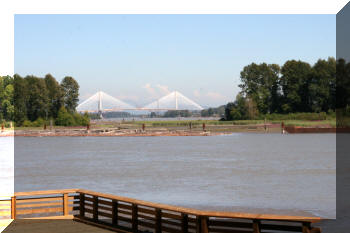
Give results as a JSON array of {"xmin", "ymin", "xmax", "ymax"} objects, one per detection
[
  {"xmin": 77, "ymin": 189, "xmax": 321, "ymax": 223},
  {"xmin": 14, "ymin": 189, "xmax": 79, "ymax": 197}
]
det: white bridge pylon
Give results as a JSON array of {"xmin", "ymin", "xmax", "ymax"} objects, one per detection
[
  {"xmin": 77, "ymin": 90, "xmax": 204, "ymax": 113},
  {"xmin": 142, "ymin": 91, "xmax": 203, "ymax": 111},
  {"xmin": 77, "ymin": 91, "xmax": 136, "ymax": 113}
]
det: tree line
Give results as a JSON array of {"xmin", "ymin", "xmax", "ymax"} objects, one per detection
[
  {"xmin": 225, "ymin": 57, "xmax": 339, "ymax": 120},
  {"xmin": 200, "ymin": 105, "xmax": 225, "ymax": 117},
  {"xmin": 12, "ymin": 74, "xmax": 89, "ymax": 127},
  {"xmin": 0, "ymin": 76, "xmax": 14, "ymax": 125}
]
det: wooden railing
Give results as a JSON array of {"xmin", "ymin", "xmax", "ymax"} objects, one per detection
[
  {"xmin": 0, "ymin": 189, "xmax": 79, "ymax": 219},
  {"xmin": 0, "ymin": 189, "xmax": 322, "ymax": 233}
]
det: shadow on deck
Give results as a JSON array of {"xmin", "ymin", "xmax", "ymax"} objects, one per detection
[{"xmin": 3, "ymin": 219, "xmax": 113, "ymax": 233}]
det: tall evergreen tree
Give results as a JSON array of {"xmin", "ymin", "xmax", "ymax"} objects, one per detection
[
  {"xmin": 239, "ymin": 63, "xmax": 280, "ymax": 114},
  {"xmin": 61, "ymin": 76, "xmax": 79, "ymax": 113},
  {"xmin": 25, "ymin": 76, "xmax": 49, "ymax": 121},
  {"xmin": 280, "ymin": 60, "xmax": 312, "ymax": 113},
  {"xmin": 14, "ymin": 74, "xmax": 27, "ymax": 125},
  {"xmin": 309, "ymin": 57, "xmax": 336, "ymax": 112},
  {"xmin": 45, "ymin": 74, "xmax": 63, "ymax": 118}
]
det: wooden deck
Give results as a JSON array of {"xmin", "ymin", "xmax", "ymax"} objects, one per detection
[
  {"xmin": 0, "ymin": 189, "xmax": 322, "ymax": 233},
  {"xmin": 3, "ymin": 219, "xmax": 114, "ymax": 233}
]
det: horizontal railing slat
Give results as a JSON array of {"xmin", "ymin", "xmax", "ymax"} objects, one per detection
[
  {"xmin": 138, "ymin": 219, "xmax": 155, "ymax": 228},
  {"xmin": 0, "ymin": 211, "xmax": 11, "ymax": 216},
  {"xmin": 16, "ymin": 197, "xmax": 62, "ymax": 203},
  {"xmin": 98, "ymin": 199, "xmax": 112, "ymax": 207},
  {"xmin": 209, "ymin": 227, "xmax": 253, "ymax": 233},
  {"xmin": 17, "ymin": 207, "xmax": 72, "ymax": 215},
  {"xmin": 161, "ymin": 218, "xmax": 181, "ymax": 226},
  {"xmin": 138, "ymin": 213, "xmax": 155, "ymax": 221},
  {"xmin": 162, "ymin": 211, "xmax": 182, "ymax": 220},
  {"xmin": 98, "ymin": 210, "xmax": 112, "ymax": 218},
  {"xmin": 16, "ymin": 202, "xmax": 63, "ymax": 208},
  {"xmin": 208, "ymin": 219, "xmax": 252, "ymax": 228},
  {"xmin": 161, "ymin": 224, "xmax": 182, "ymax": 233},
  {"xmin": 261, "ymin": 223, "xmax": 302, "ymax": 232},
  {"xmin": 138, "ymin": 206, "xmax": 155, "ymax": 215}
]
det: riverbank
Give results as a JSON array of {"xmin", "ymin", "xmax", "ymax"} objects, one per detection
[
  {"xmin": 3, "ymin": 118, "xmax": 338, "ymax": 137},
  {"xmin": 12, "ymin": 129, "xmax": 222, "ymax": 137},
  {"xmin": 10, "ymin": 124, "xmax": 281, "ymax": 137},
  {"xmin": 0, "ymin": 130, "xmax": 13, "ymax": 137}
]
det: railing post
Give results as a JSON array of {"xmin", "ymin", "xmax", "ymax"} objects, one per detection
[
  {"xmin": 155, "ymin": 208, "xmax": 161, "ymax": 233},
  {"xmin": 11, "ymin": 196, "xmax": 16, "ymax": 219},
  {"xmin": 196, "ymin": 216, "xmax": 201, "ymax": 233},
  {"xmin": 201, "ymin": 216, "xmax": 209, "ymax": 233},
  {"xmin": 63, "ymin": 193, "xmax": 69, "ymax": 216},
  {"xmin": 302, "ymin": 222, "xmax": 311, "ymax": 233},
  {"xmin": 132, "ymin": 204, "xmax": 138, "ymax": 232},
  {"xmin": 79, "ymin": 193, "xmax": 85, "ymax": 218},
  {"xmin": 181, "ymin": 213, "xmax": 188, "ymax": 233},
  {"xmin": 93, "ymin": 196, "xmax": 98, "ymax": 222},
  {"xmin": 112, "ymin": 200, "xmax": 118, "ymax": 226},
  {"xmin": 253, "ymin": 219, "xmax": 261, "ymax": 233}
]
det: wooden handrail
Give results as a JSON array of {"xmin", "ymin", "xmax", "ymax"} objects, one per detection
[
  {"xmin": 14, "ymin": 189, "xmax": 79, "ymax": 197},
  {"xmin": 77, "ymin": 189, "xmax": 321, "ymax": 223},
  {"xmin": 9, "ymin": 189, "xmax": 79, "ymax": 220}
]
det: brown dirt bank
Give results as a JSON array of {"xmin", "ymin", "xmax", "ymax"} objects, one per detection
[{"xmin": 12, "ymin": 129, "xmax": 229, "ymax": 137}]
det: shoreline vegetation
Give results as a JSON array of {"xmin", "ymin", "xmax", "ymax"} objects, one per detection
[
  {"xmin": 1, "ymin": 117, "xmax": 337, "ymax": 137},
  {"xmin": 1, "ymin": 57, "xmax": 349, "ymax": 134}
]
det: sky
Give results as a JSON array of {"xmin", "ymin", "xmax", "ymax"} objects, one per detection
[{"xmin": 14, "ymin": 14, "xmax": 335, "ymax": 108}]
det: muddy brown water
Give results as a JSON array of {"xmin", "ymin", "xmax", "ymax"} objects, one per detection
[{"xmin": 13, "ymin": 134, "xmax": 335, "ymax": 219}]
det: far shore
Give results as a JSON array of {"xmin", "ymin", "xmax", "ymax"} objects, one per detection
[
  {"xmin": 0, "ymin": 118, "xmax": 338, "ymax": 137},
  {"xmin": 11, "ymin": 129, "xmax": 226, "ymax": 137}
]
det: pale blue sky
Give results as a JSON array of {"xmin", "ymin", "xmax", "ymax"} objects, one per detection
[{"xmin": 15, "ymin": 14, "xmax": 335, "ymax": 107}]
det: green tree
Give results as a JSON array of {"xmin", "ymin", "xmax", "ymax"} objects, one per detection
[
  {"xmin": 2, "ymin": 84, "xmax": 14, "ymax": 121},
  {"xmin": 336, "ymin": 58, "xmax": 350, "ymax": 109},
  {"xmin": 45, "ymin": 74, "xmax": 63, "ymax": 118},
  {"xmin": 269, "ymin": 64, "xmax": 282, "ymax": 113},
  {"xmin": 280, "ymin": 60, "xmax": 312, "ymax": 113},
  {"xmin": 73, "ymin": 112, "xmax": 90, "ymax": 126},
  {"xmin": 25, "ymin": 76, "xmax": 49, "ymax": 121},
  {"xmin": 239, "ymin": 63, "xmax": 280, "ymax": 114},
  {"xmin": 224, "ymin": 94, "xmax": 249, "ymax": 120},
  {"xmin": 55, "ymin": 106, "xmax": 75, "ymax": 126},
  {"xmin": 224, "ymin": 102, "xmax": 236, "ymax": 120},
  {"xmin": 309, "ymin": 57, "xmax": 336, "ymax": 112},
  {"xmin": 0, "ymin": 76, "xmax": 14, "ymax": 121},
  {"xmin": 14, "ymin": 74, "xmax": 27, "ymax": 125},
  {"xmin": 61, "ymin": 76, "xmax": 79, "ymax": 113}
]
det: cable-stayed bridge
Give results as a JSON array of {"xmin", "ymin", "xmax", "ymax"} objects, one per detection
[{"xmin": 76, "ymin": 91, "xmax": 204, "ymax": 113}]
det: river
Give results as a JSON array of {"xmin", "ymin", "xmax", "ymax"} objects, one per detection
[{"xmin": 13, "ymin": 133, "xmax": 335, "ymax": 218}]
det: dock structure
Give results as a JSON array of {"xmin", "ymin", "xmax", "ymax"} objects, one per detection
[{"xmin": 1, "ymin": 189, "xmax": 321, "ymax": 233}]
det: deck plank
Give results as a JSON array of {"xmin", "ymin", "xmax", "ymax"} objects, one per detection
[{"xmin": 2, "ymin": 219, "xmax": 114, "ymax": 233}]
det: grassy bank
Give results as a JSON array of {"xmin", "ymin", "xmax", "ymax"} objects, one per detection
[
  {"xmin": 124, "ymin": 119, "xmax": 336, "ymax": 128},
  {"xmin": 12, "ymin": 118, "xmax": 337, "ymax": 134}
]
